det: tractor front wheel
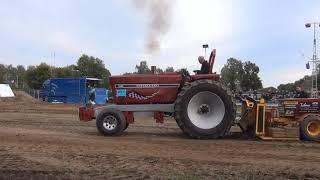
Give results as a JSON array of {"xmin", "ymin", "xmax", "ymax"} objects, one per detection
[{"xmin": 96, "ymin": 108, "xmax": 126, "ymax": 136}]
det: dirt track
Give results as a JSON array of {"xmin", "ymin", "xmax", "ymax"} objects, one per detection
[{"xmin": 0, "ymin": 92, "xmax": 320, "ymax": 179}]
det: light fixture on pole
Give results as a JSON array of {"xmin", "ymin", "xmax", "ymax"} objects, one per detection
[
  {"xmin": 305, "ymin": 22, "xmax": 320, "ymax": 98},
  {"xmin": 202, "ymin": 44, "xmax": 209, "ymax": 59}
]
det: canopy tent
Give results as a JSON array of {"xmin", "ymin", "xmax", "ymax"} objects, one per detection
[{"xmin": 0, "ymin": 84, "xmax": 15, "ymax": 97}]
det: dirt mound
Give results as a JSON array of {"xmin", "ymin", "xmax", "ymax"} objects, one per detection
[
  {"xmin": 0, "ymin": 90, "xmax": 78, "ymax": 114},
  {"xmin": 14, "ymin": 91, "xmax": 40, "ymax": 103},
  {"xmin": 0, "ymin": 91, "xmax": 40, "ymax": 104}
]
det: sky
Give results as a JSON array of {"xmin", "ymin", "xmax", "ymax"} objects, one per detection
[{"xmin": 0, "ymin": 0, "xmax": 320, "ymax": 87}]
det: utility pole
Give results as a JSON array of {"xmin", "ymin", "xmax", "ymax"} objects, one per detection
[
  {"xmin": 16, "ymin": 75, "xmax": 19, "ymax": 89},
  {"xmin": 53, "ymin": 52, "xmax": 56, "ymax": 67},
  {"xmin": 305, "ymin": 22, "xmax": 320, "ymax": 98}
]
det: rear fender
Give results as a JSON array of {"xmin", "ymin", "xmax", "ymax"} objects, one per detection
[{"xmin": 298, "ymin": 113, "xmax": 320, "ymax": 122}]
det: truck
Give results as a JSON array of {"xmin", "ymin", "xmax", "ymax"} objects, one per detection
[{"xmin": 41, "ymin": 77, "xmax": 108, "ymax": 105}]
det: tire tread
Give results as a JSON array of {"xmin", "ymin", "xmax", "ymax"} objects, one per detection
[{"xmin": 174, "ymin": 80, "xmax": 236, "ymax": 139}]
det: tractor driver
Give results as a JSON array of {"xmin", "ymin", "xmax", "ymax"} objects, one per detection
[{"xmin": 194, "ymin": 56, "xmax": 209, "ymax": 74}]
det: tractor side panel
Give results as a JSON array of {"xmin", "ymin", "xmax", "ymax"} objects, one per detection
[
  {"xmin": 279, "ymin": 98, "xmax": 320, "ymax": 119},
  {"xmin": 110, "ymin": 74, "xmax": 182, "ymax": 104}
]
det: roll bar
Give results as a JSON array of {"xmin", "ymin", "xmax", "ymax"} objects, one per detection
[{"xmin": 208, "ymin": 49, "xmax": 216, "ymax": 74}]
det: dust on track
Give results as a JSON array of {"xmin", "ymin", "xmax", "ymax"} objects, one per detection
[{"xmin": 0, "ymin": 91, "xmax": 319, "ymax": 179}]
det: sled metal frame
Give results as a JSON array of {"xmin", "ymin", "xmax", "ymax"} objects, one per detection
[
  {"xmin": 80, "ymin": 103, "xmax": 175, "ymax": 123},
  {"xmin": 94, "ymin": 103, "xmax": 174, "ymax": 113}
]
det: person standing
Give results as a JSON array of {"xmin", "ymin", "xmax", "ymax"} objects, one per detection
[{"xmin": 87, "ymin": 82, "xmax": 96, "ymax": 104}]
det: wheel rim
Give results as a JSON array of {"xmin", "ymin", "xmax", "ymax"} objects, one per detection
[
  {"xmin": 187, "ymin": 91, "xmax": 225, "ymax": 129},
  {"xmin": 307, "ymin": 120, "xmax": 320, "ymax": 137},
  {"xmin": 103, "ymin": 115, "xmax": 118, "ymax": 131}
]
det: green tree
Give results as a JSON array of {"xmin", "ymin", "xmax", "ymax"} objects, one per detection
[
  {"xmin": 0, "ymin": 64, "xmax": 5, "ymax": 83},
  {"xmin": 221, "ymin": 58, "xmax": 262, "ymax": 91},
  {"xmin": 240, "ymin": 61, "xmax": 263, "ymax": 91},
  {"xmin": 155, "ymin": 67, "xmax": 163, "ymax": 74},
  {"xmin": 2, "ymin": 65, "xmax": 20, "ymax": 88},
  {"xmin": 123, "ymin": 72, "xmax": 134, "ymax": 75},
  {"xmin": 135, "ymin": 61, "xmax": 151, "ymax": 74},
  {"xmin": 16, "ymin": 65, "xmax": 26, "ymax": 88},
  {"xmin": 277, "ymin": 73, "xmax": 320, "ymax": 94},
  {"xmin": 51, "ymin": 65, "xmax": 81, "ymax": 78},
  {"xmin": 77, "ymin": 54, "xmax": 111, "ymax": 88},
  {"xmin": 25, "ymin": 63, "xmax": 52, "ymax": 89},
  {"xmin": 221, "ymin": 58, "xmax": 244, "ymax": 91},
  {"xmin": 0, "ymin": 64, "xmax": 26, "ymax": 88},
  {"xmin": 294, "ymin": 75, "xmax": 312, "ymax": 90},
  {"xmin": 277, "ymin": 83, "xmax": 295, "ymax": 93},
  {"xmin": 165, "ymin": 67, "xmax": 175, "ymax": 73}
]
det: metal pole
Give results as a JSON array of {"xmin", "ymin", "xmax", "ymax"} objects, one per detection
[
  {"xmin": 202, "ymin": 44, "xmax": 209, "ymax": 60},
  {"xmin": 314, "ymin": 24, "xmax": 316, "ymax": 97},
  {"xmin": 16, "ymin": 75, "xmax": 19, "ymax": 89},
  {"xmin": 306, "ymin": 22, "xmax": 320, "ymax": 98},
  {"xmin": 313, "ymin": 24, "xmax": 316, "ymax": 98},
  {"xmin": 205, "ymin": 48, "xmax": 207, "ymax": 59}
]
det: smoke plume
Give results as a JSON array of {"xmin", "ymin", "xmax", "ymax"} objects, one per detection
[{"xmin": 132, "ymin": 0, "xmax": 174, "ymax": 54}]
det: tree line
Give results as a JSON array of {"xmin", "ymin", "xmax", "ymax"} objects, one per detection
[
  {"xmin": 0, "ymin": 54, "xmax": 111, "ymax": 90},
  {"xmin": 127, "ymin": 61, "xmax": 175, "ymax": 74},
  {"xmin": 277, "ymin": 74, "xmax": 320, "ymax": 93},
  {"xmin": 1, "ymin": 55, "xmax": 267, "ymax": 92},
  {"xmin": 277, "ymin": 63, "xmax": 320, "ymax": 93}
]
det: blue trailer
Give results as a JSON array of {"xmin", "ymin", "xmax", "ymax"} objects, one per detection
[{"xmin": 41, "ymin": 77, "xmax": 108, "ymax": 104}]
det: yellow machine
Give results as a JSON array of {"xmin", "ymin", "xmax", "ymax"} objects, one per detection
[{"xmin": 238, "ymin": 98, "xmax": 320, "ymax": 142}]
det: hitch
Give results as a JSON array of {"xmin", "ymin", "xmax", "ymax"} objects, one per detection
[{"xmin": 79, "ymin": 106, "xmax": 95, "ymax": 122}]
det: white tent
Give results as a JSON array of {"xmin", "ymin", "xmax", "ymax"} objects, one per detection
[{"xmin": 0, "ymin": 84, "xmax": 15, "ymax": 97}]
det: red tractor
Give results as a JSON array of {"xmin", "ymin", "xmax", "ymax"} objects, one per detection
[
  {"xmin": 79, "ymin": 49, "xmax": 236, "ymax": 139},
  {"xmin": 79, "ymin": 49, "xmax": 320, "ymax": 142}
]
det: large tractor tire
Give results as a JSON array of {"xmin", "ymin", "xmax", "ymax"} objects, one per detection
[
  {"xmin": 300, "ymin": 115, "xmax": 320, "ymax": 142},
  {"xmin": 96, "ymin": 108, "xmax": 126, "ymax": 136},
  {"xmin": 174, "ymin": 79, "xmax": 236, "ymax": 139}
]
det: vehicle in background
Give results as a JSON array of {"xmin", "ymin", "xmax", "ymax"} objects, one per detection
[{"xmin": 41, "ymin": 77, "xmax": 108, "ymax": 104}]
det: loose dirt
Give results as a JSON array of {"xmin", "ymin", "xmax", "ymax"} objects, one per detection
[{"xmin": 0, "ymin": 91, "xmax": 319, "ymax": 179}]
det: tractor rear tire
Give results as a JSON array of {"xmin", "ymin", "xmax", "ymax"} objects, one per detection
[
  {"xmin": 174, "ymin": 79, "xmax": 236, "ymax": 139},
  {"xmin": 96, "ymin": 108, "xmax": 126, "ymax": 136},
  {"xmin": 300, "ymin": 115, "xmax": 320, "ymax": 142}
]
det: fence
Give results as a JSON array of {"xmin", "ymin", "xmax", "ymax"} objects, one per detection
[{"xmin": 23, "ymin": 88, "xmax": 41, "ymax": 100}]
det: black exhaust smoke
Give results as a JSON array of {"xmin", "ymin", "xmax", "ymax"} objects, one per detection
[{"xmin": 132, "ymin": 0, "xmax": 175, "ymax": 54}]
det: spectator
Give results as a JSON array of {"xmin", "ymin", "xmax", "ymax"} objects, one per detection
[
  {"xmin": 294, "ymin": 87, "xmax": 308, "ymax": 98},
  {"xmin": 87, "ymin": 82, "xmax": 96, "ymax": 104}
]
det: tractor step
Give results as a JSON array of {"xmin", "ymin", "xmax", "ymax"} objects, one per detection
[{"xmin": 258, "ymin": 136, "xmax": 299, "ymax": 141}]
